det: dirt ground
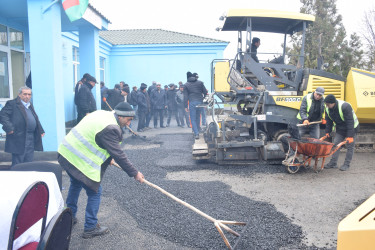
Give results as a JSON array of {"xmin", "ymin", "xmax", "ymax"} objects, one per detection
[
  {"xmin": 167, "ymin": 151, "xmax": 375, "ymax": 249},
  {"xmin": 62, "ymin": 125, "xmax": 375, "ymax": 249}
]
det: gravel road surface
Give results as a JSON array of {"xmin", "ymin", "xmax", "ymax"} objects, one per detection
[{"xmin": 62, "ymin": 124, "xmax": 375, "ymax": 249}]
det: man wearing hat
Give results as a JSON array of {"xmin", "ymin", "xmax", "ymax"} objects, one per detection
[
  {"xmin": 324, "ymin": 94, "xmax": 359, "ymax": 171},
  {"xmin": 137, "ymin": 84, "xmax": 149, "ymax": 132},
  {"xmin": 297, "ymin": 87, "xmax": 325, "ymax": 139},
  {"xmin": 57, "ymin": 102, "xmax": 144, "ymax": 238},
  {"xmin": 75, "ymin": 73, "xmax": 98, "ymax": 123}
]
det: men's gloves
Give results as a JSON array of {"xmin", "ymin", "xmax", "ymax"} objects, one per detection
[
  {"xmin": 321, "ymin": 119, "xmax": 326, "ymax": 125},
  {"xmin": 303, "ymin": 120, "xmax": 310, "ymax": 125},
  {"xmin": 346, "ymin": 137, "xmax": 354, "ymax": 144}
]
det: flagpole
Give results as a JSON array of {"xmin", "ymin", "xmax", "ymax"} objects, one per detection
[{"xmin": 43, "ymin": 0, "xmax": 60, "ymax": 14}]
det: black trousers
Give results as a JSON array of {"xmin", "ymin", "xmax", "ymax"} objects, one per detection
[
  {"xmin": 167, "ymin": 109, "xmax": 180, "ymax": 126},
  {"xmin": 153, "ymin": 109, "xmax": 164, "ymax": 127},
  {"xmin": 12, "ymin": 132, "xmax": 34, "ymax": 166},
  {"xmin": 177, "ymin": 107, "xmax": 189, "ymax": 126},
  {"xmin": 137, "ymin": 110, "xmax": 147, "ymax": 131}
]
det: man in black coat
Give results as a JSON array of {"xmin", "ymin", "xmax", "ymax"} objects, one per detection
[
  {"xmin": 150, "ymin": 83, "xmax": 167, "ymax": 128},
  {"xmin": 0, "ymin": 87, "xmax": 45, "ymax": 166},
  {"xmin": 166, "ymin": 84, "xmax": 180, "ymax": 127},
  {"xmin": 184, "ymin": 71, "xmax": 208, "ymax": 139},
  {"xmin": 136, "ymin": 85, "xmax": 148, "ymax": 132},
  {"xmin": 76, "ymin": 74, "xmax": 97, "ymax": 123},
  {"xmin": 103, "ymin": 84, "xmax": 123, "ymax": 111},
  {"xmin": 324, "ymin": 94, "xmax": 359, "ymax": 171},
  {"xmin": 250, "ymin": 37, "xmax": 260, "ymax": 63}
]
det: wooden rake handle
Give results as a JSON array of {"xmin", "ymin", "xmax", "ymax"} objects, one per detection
[{"xmin": 112, "ymin": 162, "xmax": 245, "ymax": 249}]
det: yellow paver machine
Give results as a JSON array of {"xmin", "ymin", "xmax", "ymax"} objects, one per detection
[{"xmin": 193, "ymin": 9, "xmax": 375, "ymax": 164}]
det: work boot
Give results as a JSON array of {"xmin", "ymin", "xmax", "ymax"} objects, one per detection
[
  {"xmin": 82, "ymin": 224, "xmax": 109, "ymax": 239},
  {"xmin": 339, "ymin": 165, "xmax": 350, "ymax": 171},
  {"xmin": 324, "ymin": 162, "xmax": 337, "ymax": 169},
  {"xmin": 195, "ymin": 134, "xmax": 199, "ymax": 140}
]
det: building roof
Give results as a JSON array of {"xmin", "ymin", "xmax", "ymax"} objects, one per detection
[{"xmin": 99, "ymin": 29, "xmax": 228, "ymax": 45}]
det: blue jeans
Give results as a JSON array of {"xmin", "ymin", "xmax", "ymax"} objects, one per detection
[
  {"xmin": 66, "ymin": 173, "xmax": 102, "ymax": 230},
  {"xmin": 298, "ymin": 123, "xmax": 320, "ymax": 139},
  {"xmin": 189, "ymin": 101, "xmax": 202, "ymax": 135}
]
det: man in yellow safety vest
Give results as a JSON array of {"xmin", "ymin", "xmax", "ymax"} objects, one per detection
[
  {"xmin": 324, "ymin": 94, "xmax": 359, "ymax": 171},
  {"xmin": 57, "ymin": 102, "xmax": 144, "ymax": 238},
  {"xmin": 297, "ymin": 87, "xmax": 325, "ymax": 139}
]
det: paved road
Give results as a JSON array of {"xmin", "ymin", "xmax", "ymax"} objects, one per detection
[{"xmin": 63, "ymin": 123, "xmax": 375, "ymax": 249}]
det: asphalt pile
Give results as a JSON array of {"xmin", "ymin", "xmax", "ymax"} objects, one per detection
[{"xmin": 101, "ymin": 133, "xmax": 311, "ymax": 249}]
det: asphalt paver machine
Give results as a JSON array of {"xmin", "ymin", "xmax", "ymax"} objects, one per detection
[{"xmin": 193, "ymin": 9, "xmax": 375, "ymax": 164}]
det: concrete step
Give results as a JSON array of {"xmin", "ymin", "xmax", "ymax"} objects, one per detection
[{"xmin": 0, "ymin": 150, "xmax": 58, "ymax": 162}]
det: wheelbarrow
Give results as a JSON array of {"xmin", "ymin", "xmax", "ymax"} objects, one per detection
[{"xmin": 282, "ymin": 135, "xmax": 347, "ymax": 174}]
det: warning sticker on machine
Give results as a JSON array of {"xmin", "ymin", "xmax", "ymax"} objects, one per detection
[
  {"xmin": 275, "ymin": 97, "xmax": 302, "ymax": 102},
  {"xmin": 256, "ymin": 114, "xmax": 266, "ymax": 121}
]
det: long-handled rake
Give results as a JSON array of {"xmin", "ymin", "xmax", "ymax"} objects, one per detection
[{"xmin": 112, "ymin": 162, "xmax": 246, "ymax": 249}]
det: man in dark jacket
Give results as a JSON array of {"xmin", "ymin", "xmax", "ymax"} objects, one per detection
[
  {"xmin": 76, "ymin": 74, "xmax": 97, "ymax": 123},
  {"xmin": 324, "ymin": 94, "xmax": 359, "ymax": 171},
  {"xmin": 136, "ymin": 85, "xmax": 148, "ymax": 132},
  {"xmin": 150, "ymin": 83, "xmax": 167, "ymax": 128},
  {"xmin": 0, "ymin": 87, "xmax": 45, "ymax": 166},
  {"xmin": 184, "ymin": 72, "xmax": 208, "ymax": 139},
  {"xmin": 176, "ymin": 84, "xmax": 190, "ymax": 127},
  {"xmin": 103, "ymin": 84, "xmax": 123, "ymax": 111},
  {"xmin": 166, "ymin": 84, "xmax": 180, "ymax": 127},
  {"xmin": 58, "ymin": 102, "xmax": 144, "ymax": 238},
  {"xmin": 250, "ymin": 37, "xmax": 260, "ymax": 63},
  {"xmin": 130, "ymin": 86, "xmax": 138, "ymax": 119},
  {"xmin": 297, "ymin": 87, "xmax": 325, "ymax": 139}
]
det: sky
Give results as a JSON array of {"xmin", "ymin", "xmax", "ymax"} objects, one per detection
[{"xmin": 90, "ymin": 0, "xmax": 374, "ymax": 60}]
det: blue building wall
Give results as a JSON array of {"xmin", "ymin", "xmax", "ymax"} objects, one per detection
[
  {"xmin": 108, "ymin": 43, "xmax": 225, "ymax": 89},
  {"xmin": 60, "ymin": 38, "xmax": 226, "ymax": 123},
  {"xmin": 0, "ymin": 1, "xmax": 227, "ymax": 151}
]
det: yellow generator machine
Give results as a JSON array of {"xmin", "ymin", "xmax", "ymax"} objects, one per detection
[{"xmin": 193, "ymin": 9, "xmax": 375, "ymax": 164}]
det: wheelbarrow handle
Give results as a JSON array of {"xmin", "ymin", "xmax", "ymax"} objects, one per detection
[{"xmin": 329, "ymin": 140, "xmax": 347, "ymax": 156}]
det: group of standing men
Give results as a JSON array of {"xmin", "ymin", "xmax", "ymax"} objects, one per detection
[{"xmin": 135, "ymin": 71, "xmax": 207, "ymax": 137}]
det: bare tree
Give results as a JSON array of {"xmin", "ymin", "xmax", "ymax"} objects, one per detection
[{"xmin": 362, "ymin": 8, "xmax": 375, "ymax": 71}]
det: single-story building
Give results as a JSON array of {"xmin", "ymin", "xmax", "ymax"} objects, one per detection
[{"xmin": 0, "ymin": 0, "xmax": 228, "ymax": 151}]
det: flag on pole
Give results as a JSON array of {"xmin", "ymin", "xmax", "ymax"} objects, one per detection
[{"xmin": 62, "ymin": 0, "xmax": 89, "ymax": 22}]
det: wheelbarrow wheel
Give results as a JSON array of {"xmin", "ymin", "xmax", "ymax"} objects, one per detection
[{"xmin": 286, "ymin": 159, "xmax": 300, "ymax": 174}]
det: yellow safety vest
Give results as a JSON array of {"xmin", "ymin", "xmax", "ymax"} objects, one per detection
[
  {"xmin": 325, "ymin": 100, "xmax": 359, "ymax": 128},
  {"xmin": 58, "ymin": 110, "xmax": 118, "ymax": 182},
  {"xmin": 297, "ymin": 93, "xmax": 313, "ymax": 120}
]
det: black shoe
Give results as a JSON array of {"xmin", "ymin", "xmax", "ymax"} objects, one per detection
[
  {"xmin": 73, "ymin": 217, "xmax": 78, "ymax": 226},
  {"xmin": 82, "ymin": 224, "xmax": 109, "ymax": 239},
  {"xmin": 339, "ymin": 165, "xmax": 350, "ymax": 171},
  {"xmin": 325, "ymin": 162, "xmax": 337, "ymax": 169},
  {"xmin": 195, "ymin": 134, "xmax": 199, "ymax": 139},
  {"xmin": 187, "ymin": 125, "xmax": 191, "ymax": 128}
]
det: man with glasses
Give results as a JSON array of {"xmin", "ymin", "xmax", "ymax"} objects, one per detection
[{"xmin": 296, "ymin": 87, "xmax": 325, "ymax": 139}]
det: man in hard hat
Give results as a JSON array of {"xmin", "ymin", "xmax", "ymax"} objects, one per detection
[
  {"xmin": 324, "ymin": 94, "xmax": 359, "ymax": 171},
  {"xmin": 57, "ymin": 102, "xmax": 144, "ymax": 238},
  {"xmin": 297, "ymin": 87, "xmax": 325, "ymax": 139}
]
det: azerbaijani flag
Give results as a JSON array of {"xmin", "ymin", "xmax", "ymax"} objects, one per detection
[{"xmin": 62, "ymin": 0, "xmax": 89, "ymax": 22}]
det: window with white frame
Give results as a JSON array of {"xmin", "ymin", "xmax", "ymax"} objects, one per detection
[
  {"xmin": 72, "ymin": 46, "xmax": 80, "ymax": 91},
  {"xmin": 99, "ymin": 56, "xmax": 105, "ymax": 83}
]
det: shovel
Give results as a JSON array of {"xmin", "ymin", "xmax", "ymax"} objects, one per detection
[
  {"xmin": 297, "ymin": 120, "xmax": 322, "ymax": 127},
  {"xmin": 103, "ymin": 98, "xmax": 148, "ymax": 141},
  {"xmin": 112, "ymin": 162, "xmax": 246, "ymax": 249}
]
